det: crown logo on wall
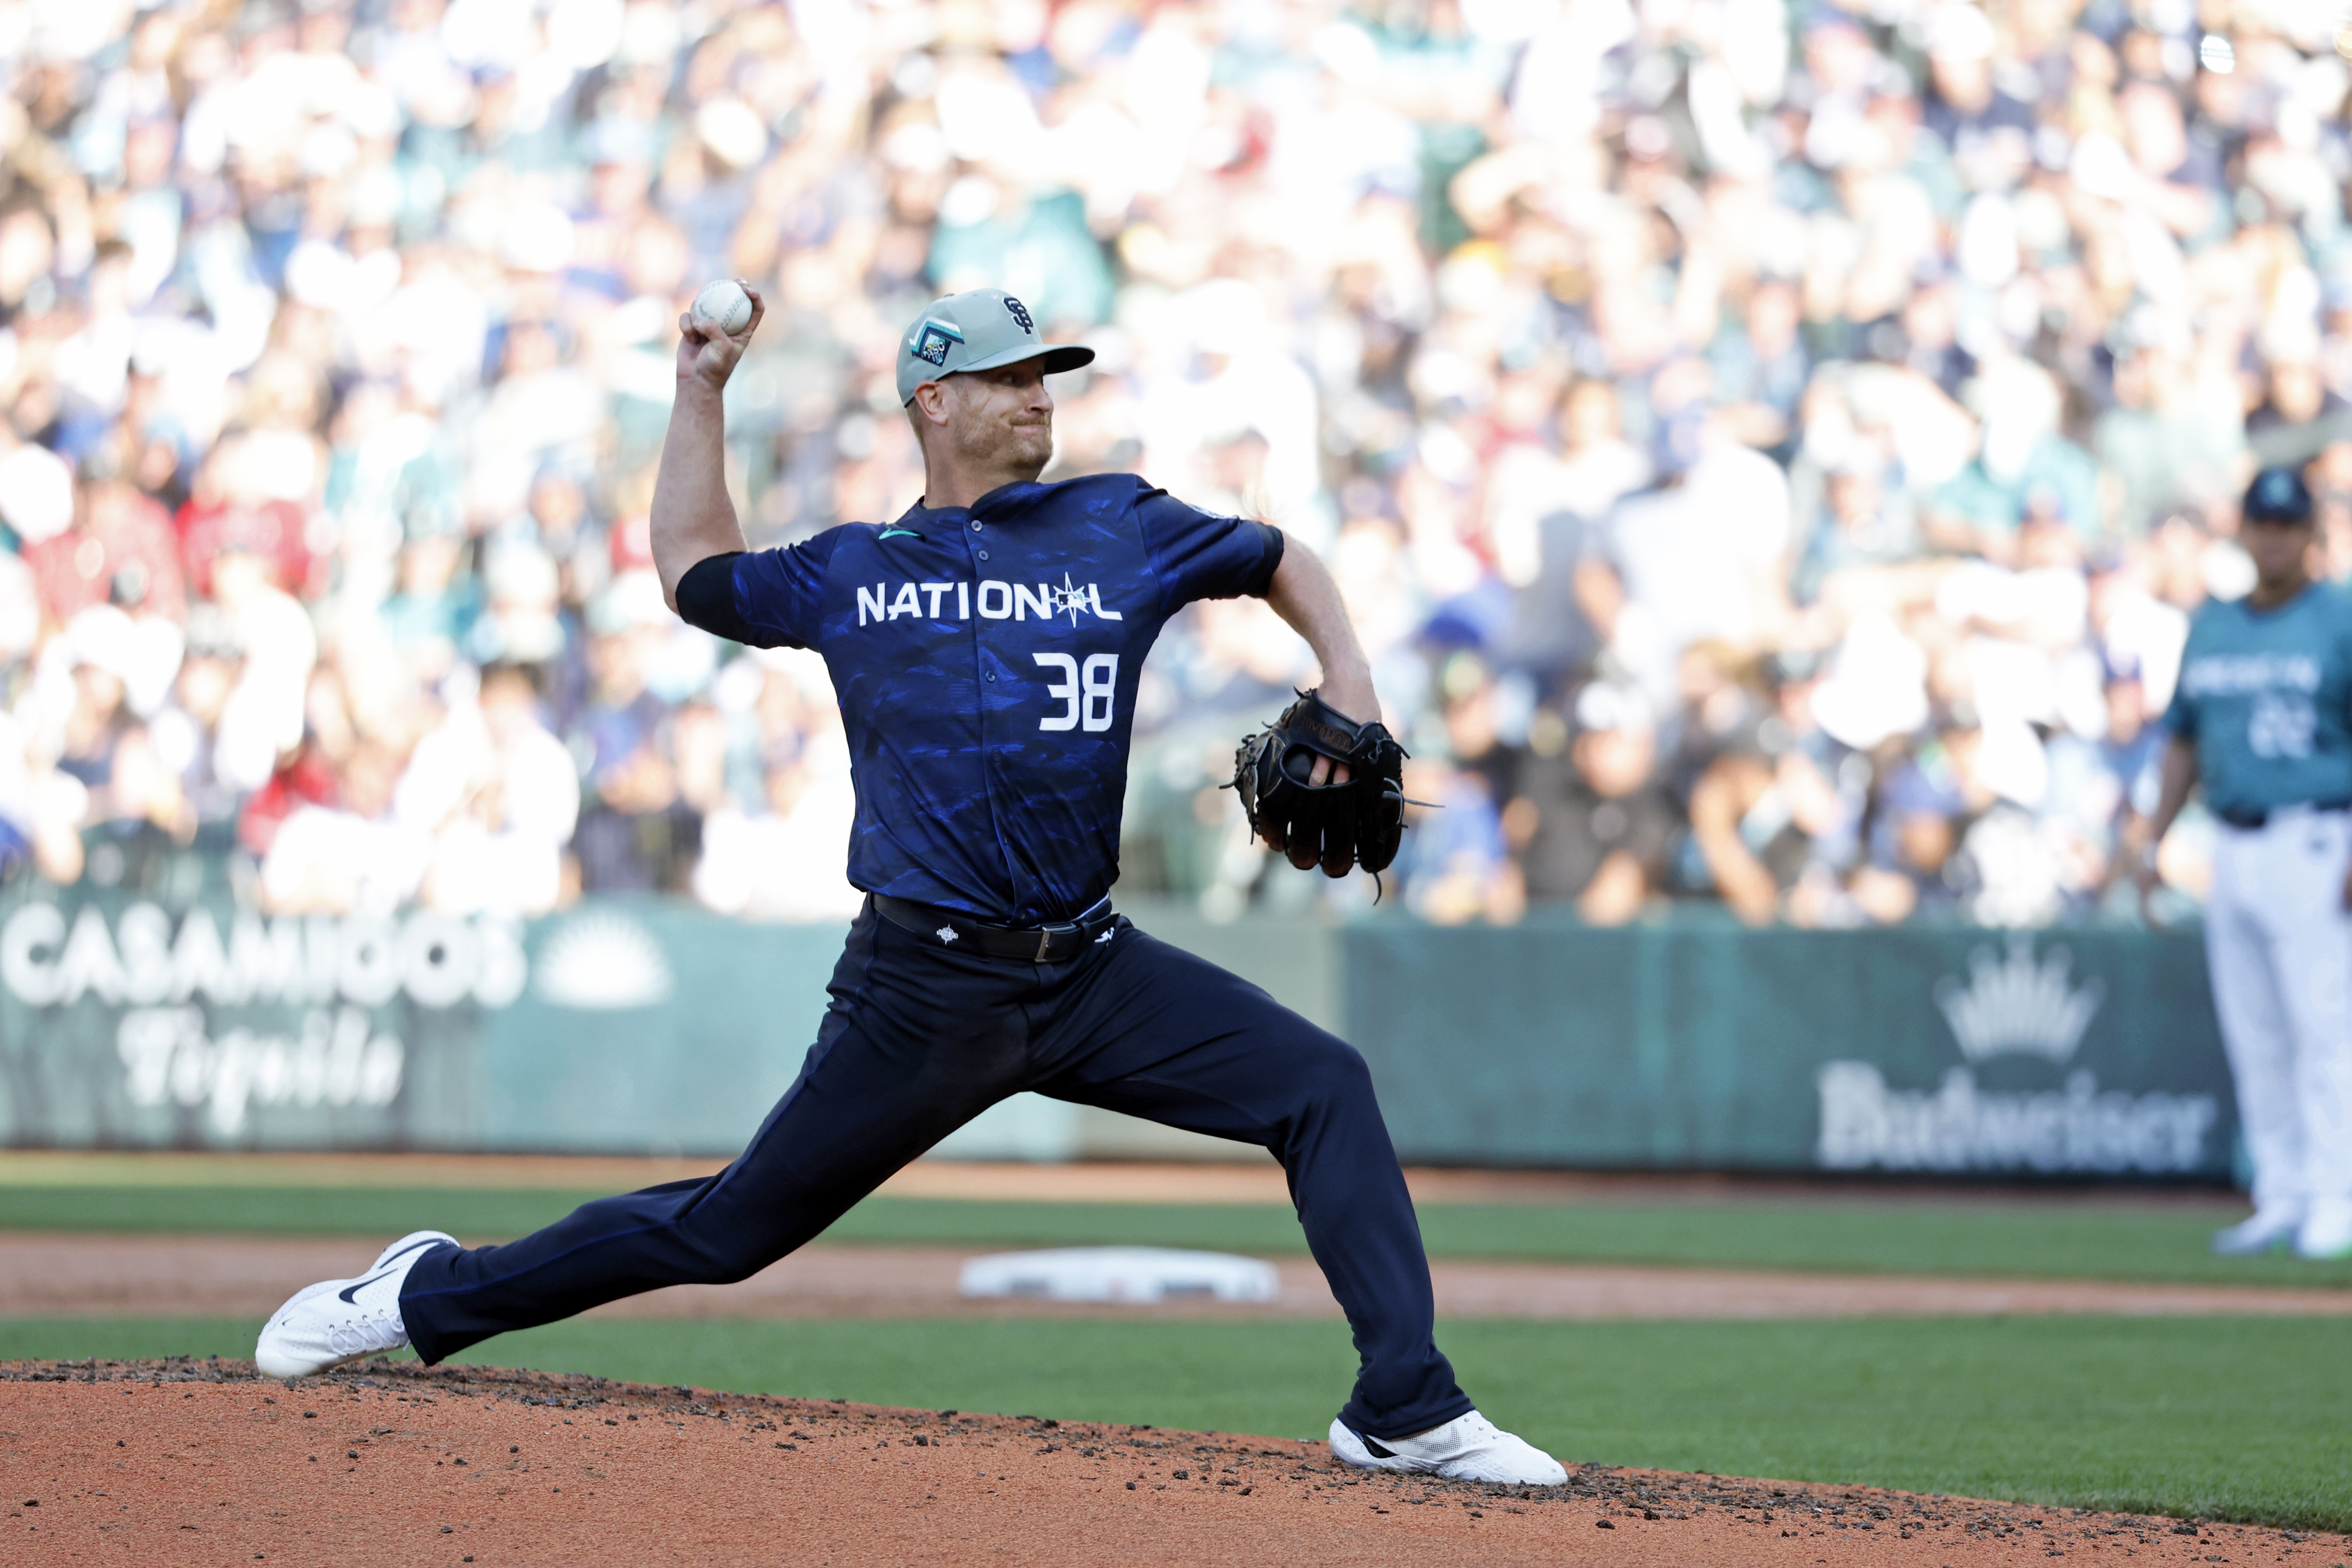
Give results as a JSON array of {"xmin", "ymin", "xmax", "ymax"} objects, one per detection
[{"xmin": 1932, "ymin": 937, "xmax": 2104, "ymax": 1065}]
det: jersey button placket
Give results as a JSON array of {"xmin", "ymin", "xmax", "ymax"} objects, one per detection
[
  {"xmin": 966, "ymin": 514, "xmax": 997, "ymax": 695},
  {"xmin": 968, "ymin": 513, "xmax": 1008, "ymax": 866}
]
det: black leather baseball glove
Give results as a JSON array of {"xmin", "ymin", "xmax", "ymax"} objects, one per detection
[{"xmin": 1233, "ymin": 689, "xmax": 1409, "ymax": 879}]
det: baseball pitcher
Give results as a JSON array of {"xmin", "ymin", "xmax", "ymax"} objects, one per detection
[{"xmin": 255, "ymin": 285, "xmax": 1566, "ymax": 1484}]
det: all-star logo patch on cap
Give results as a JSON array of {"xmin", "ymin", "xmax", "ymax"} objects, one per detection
[{"xmin": 896, "ymin": 288, "xmax": 1095, "ymax": 404}]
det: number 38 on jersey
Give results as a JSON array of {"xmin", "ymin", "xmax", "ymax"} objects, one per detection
[{"xmin": 1034, "ymin": 653, "xmax": 1118, "ymax": 733}]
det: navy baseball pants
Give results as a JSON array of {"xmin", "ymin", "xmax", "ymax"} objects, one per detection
[{"xmin": 400, "ymin": 901, "xmax": 1472, "ymax": 1440}]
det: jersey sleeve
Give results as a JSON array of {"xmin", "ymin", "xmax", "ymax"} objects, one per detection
[
  {"xmin": 2339, "ymin": 602, "xmax": 2352, "ymax": 731},
  {"xmin": 1132, "ymin": 486, "xmax": 1286, "ymax": 612},
  {"xmin": 2161, "ymin": 615, "xmax": 2205, "ymax": 740},
  {"xmin": 690, "ymin": 528, "xmax": 848, "ymax": 648},
  {"xmin": 2159, "ymin": 679, "xmax": 2197, "ymax": 740}
]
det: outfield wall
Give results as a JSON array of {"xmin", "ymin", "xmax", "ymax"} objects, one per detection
[{"xmin": 0, "ymin": 884, "xmax": 2238, "ymax": 1180}]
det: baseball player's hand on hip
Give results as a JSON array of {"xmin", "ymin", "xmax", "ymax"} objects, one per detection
[{"xmin": 675, "ymin": 281, "xmax": 764, "ymax": 391}]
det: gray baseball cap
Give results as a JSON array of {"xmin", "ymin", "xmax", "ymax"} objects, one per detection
[{"xmin": 896, "ymin": 288, "xmax": 1095, "ymax": 404}]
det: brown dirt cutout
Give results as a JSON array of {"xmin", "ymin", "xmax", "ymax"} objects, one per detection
[{"xmin": 1, "ymin": 1359, "xmax": 2338, "ymax": 1567}]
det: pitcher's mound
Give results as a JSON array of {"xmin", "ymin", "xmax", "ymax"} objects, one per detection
[{"xmin": 0, "ymin": 1359, "xmax": 2318, "ymax": 1566}]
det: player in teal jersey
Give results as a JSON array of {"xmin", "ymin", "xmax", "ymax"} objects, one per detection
[{"xmin": 2143, "ymin": 467, "xmax": 2352, "ymax": 1259}]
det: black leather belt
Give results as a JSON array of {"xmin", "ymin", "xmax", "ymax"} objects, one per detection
[
  {"xmin": 871, "ymin": 893, "xmax": 1116, "ymax": 962},
  {"xmin": 2215, "ymin": 800, "xmax": 2352, "ymax": 830}
]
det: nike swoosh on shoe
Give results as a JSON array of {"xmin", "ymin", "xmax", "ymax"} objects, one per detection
[
  {"xmin": 335, "ymin": 1237, "xmax": 450, "ymax": 1301},
  {"xmin": 335, "ymin": 1269, "xmax": 396, "ymax": 1304}
]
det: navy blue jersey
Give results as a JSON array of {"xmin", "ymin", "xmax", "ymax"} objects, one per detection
[{"xmin": 693, "ymin": 474, "xmax": 1282, "ymax": 923}]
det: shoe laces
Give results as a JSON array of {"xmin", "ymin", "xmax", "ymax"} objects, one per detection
[
  {"xmin": 323, "ymin": 1306, "xmax": 406, "ymax": 1359},
  {"xmin": 1453, "ymin": 1411, "xmax": 1502, "ymax": 1445},
  {"xmin": 1397, "ymin": 1410, "xmax": 1502, "ymax": 1459}
]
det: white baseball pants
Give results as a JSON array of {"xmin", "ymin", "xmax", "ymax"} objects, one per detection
[{"xmin": 2204, "ymin": 807, "xmax": 2352, "ymax": 1213}]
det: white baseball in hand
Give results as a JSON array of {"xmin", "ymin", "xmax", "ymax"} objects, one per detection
[{"xmin": 691, "ymin": 278, "xmax": 755, "ymax": 335}]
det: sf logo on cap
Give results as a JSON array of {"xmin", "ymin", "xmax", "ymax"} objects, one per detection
[{"xmin": 1003, "ymin": 296, "xmax": 1034, "ymax": 334}]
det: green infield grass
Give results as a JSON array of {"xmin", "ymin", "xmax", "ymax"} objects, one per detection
[
  {"xmin": 3, "ymin": 1314, "xmax": 2342, "ymax": 1533},
  {"xmin": 0, "ymin": 1184, "xmax": 611, "ymax": 1242},
  {"xmin": 4, "ymin": 1184, "xmax": 2350, "ymax": 1289}
]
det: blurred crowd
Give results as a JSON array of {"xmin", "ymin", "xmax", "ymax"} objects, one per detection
[{"xmin": 0, "ymin": 0, "xmax": 2343, "ymax": 928}]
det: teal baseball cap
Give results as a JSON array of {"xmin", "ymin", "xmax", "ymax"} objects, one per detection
[{"xmin": 896, "ymin": 288, "xmax": 1095, "ymax": 404}]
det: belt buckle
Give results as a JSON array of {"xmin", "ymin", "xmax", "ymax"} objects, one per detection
[{"xmin": 1036, "ymin": 923, "xmax": 1075, "ymax": 962}]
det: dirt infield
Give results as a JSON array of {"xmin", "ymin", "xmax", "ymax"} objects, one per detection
[
  {"xmin": 12, "ymin": 1232, "xmax": 2352, "ymax": 1322},
  {"xmin": 0, "ymin": 1359, "xmax": 2333, "ymax": 1567}
]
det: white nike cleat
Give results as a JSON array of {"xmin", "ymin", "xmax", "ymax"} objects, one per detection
[
  {"xmin": 2294, "ymin": 1200, "xmax": 2352, "ymax": 1260},
  {"xmin": 254, "ymin": 1230, "xmax": 457, "ymax": 1379},
  {"xmin": 2211, "ymin": 1207, "xmax": 2304, "ymax": 1257},
  {"xmin": 1329, "ymin": 1409, "xmax": 1568, "ymax": 1485}
]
